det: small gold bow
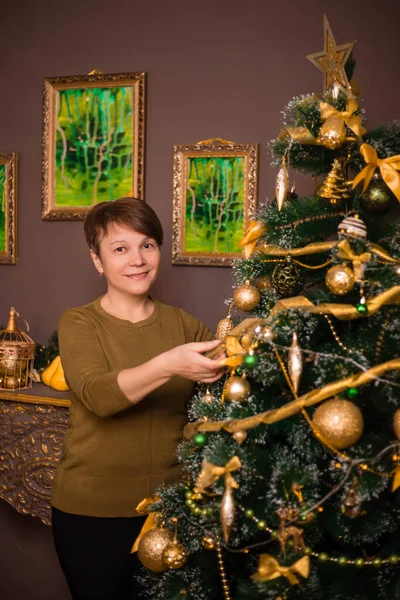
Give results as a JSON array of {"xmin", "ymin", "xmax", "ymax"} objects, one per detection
[
  {"xmin": 318, "ymin": 99, "xmax": 366, "ymax": 143},
  {"xmin": 131, "ymin": 495, "xmax": 162, "ymax": 553},
  {"xmin": 219, "ymin": 335, "xmax": 252, "ymax": 368},
  {"xmin": 194, "ymin": 456, "xmax": 242, "ymax": 495},
  {"xmin": 337, "ymin": 239, "xmax": 371, "ymax": 282},
  {"xmin": 352, "ymin": 143, "xmax": 400, "ymax": 202},
  {"xmin": 239, "ymin": 221, "xmax": 267, "ymax": 258},
  {"xmin": 252, "ymin": 554, "xmax": 310, "ymax": 586}
]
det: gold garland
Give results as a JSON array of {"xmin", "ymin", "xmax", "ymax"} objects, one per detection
[{"xmin": 183, "ymin": 358, "xmax": 400, "ymax": 439}]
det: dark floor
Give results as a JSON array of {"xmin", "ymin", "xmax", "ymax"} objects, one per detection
[{"xmin": 0, "ymin": 500, "xmax": 71, "ymax": 600}]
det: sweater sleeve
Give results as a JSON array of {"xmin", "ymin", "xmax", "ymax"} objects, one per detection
[
  {"xmin": 58, "ymin": 309, "xmax": 134, "ymax": 418},
  {"xmin": 178, "ymin": 309, "xmax": 215, "ymax": 343}
]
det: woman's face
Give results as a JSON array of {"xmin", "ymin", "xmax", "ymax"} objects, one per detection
[{"xmin": 90, "ymin": 223, "xmax": 161, "ymax": 297}]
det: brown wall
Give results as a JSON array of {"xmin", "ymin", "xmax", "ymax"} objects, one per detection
[{"xmin": 1, "ymin": 0, "xmax": 400, "ymax": 598}]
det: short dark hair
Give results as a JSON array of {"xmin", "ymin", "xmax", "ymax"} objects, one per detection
[{"xmin": 84, "ymin": 197, "xmax": 164, "ymax": 256}]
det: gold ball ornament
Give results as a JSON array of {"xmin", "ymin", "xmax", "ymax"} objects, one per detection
[
  {"xmin": 223, "ymin": 376, "xmax": 250, "ymax": 403},
  {"xmin": 232, "ymin": 430, "xmax": 248, "ymax": 444},
  {"xmin": 359, "ymin": 176, "xmax": 396, "ymax": 216},
  {"xmin": 325, "ymin": 264, "xmax": 355, "ymax": 295},
  {"xmin": 162, "ymin": 540, "xmax": 188, "ymax": 570},
  {"xmin": 233, "ymin": 281, "xmax": 260, "ymax": 311},
  {"xmin": 5, "ymin": 376, "xmax": 22, "ymax": 389},
  {"xmin": 256, "ymin": 275, "xmax": 273, "ymax": 291},
  {"xmin": 202, "ymin": 535, "xmax": 216, "ymax": 550},
  {"xmin": 318, "ymin": 123, "xmax": 346, "ymax": 150},
  {"xmin": 137, "ymin": 527, "xmax": 173, "ymax": 572},
  {"xmin": 271, "ymin": 257, "xmax": 304, "ymax": 299},
  {"xmin": 393, "ymin": 409, "xmax": 400, "ymax": 440},
  {"xmin": 313, "ymin": 399, "xmax": 364, "ymax": 449}
]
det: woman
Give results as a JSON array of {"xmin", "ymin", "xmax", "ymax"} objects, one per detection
[{"xmin": 51, "ymin": 197, "xmax": 224, "ymax": 600}]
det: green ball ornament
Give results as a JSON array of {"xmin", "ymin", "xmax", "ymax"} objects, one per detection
[
  {"xmin": 193, "ymin": 433, "xmax": 207, "ymax": 447},
  {"xmin": 338, "ymin": 556, "xmax": 348, "ymax": 565},
  {"xmin": 355, "ymin": 558, "xmax": 365, "ymax": 567},
  {"xmin": 192, "ymin": 506, "xmax": 201, "ymax": 516},
  {"xmin": 244, "ymin": 508, "xmax": 255, "ymax": 519},
  {"xmin": 373, "ymin": 558, "xmax": 382, "ymax": 567},
  {"xmin": 243, "ymin": 353, "xmax": 258, "ymax": 368},
  {"xmin": 185, "ymin": 499, "xmax": 195, "ymax": 508},
  {"xmin": 347, "ymin": 387, "xmax": 359, "ymax": 399},
  {"xmin": 257, "ymin": 520, "xmax": 267, "ymax": 529},
  {"xmin": 318, "ymin": 553, "xmax": 329, "ymax": 562},
  {"xmin": 356, "ymin": 302, "xmax": 368, "ymax": 315},
  {"xmin": 389, "ymin": 554, "xmax": 399, "ymax": 565}
]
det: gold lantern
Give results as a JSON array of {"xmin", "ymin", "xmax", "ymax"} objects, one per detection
[{"xmin": 0, "ymin": 307, "xmax": 35, "ymax": 390}]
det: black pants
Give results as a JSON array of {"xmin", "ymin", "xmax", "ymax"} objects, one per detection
[{"xmin": 52, "ymin": 507, "xmax": 146, "ymax": 600}]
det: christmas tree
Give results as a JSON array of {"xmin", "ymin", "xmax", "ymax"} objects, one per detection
[{"xmin": 135, "ymin": 16, "xmax": 400, "ymax": 600}]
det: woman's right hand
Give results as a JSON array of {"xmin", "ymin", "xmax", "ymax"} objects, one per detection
[{"xmin": 159, "ymin": 339, "xmax": 226, "ymax": 383}]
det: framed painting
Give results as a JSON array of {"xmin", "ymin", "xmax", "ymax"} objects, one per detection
[
  {"xmin": 41, "ymin": 71, "xmax": 145, "ymax": 220},
  {"xmin": 0, "ymin": 153, "xmax": 18, "ymax": 265},
  {"xmin": 172, "ymin": 139, "xmax": 258, "ymax": 266}
]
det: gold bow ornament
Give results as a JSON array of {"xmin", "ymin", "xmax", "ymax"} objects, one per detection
[
  {"xmin": 239, "ymin": 221, "xmax": 267, "ymax": 258},
  {"xmin": 219, "ymin": 335, "xmax": 252, "ymax": 368},
  {"xmin": 252, "ymin": 554, "xmax": 310, "ymax": 586},
  {"xmin": 194, "ymin": 456, "xmax": 242, "ymax": 494},
  {"xmin": 131, "ymin": 496, "xmax": 160, "ymax": 553},
  {"xmin": 336, "ymin": 239, "xmax": 371, "ymax": 281},
  {"xmin": 278, "ymin": 99, "xmax": 365, "ymax": 149},
  {"xmin": 318, "ymin": 99, "xmax": 366, "ymax": 148},
  {"xmin": 352, "ymin": 143, "xmax": 400, "ymax": 202}
]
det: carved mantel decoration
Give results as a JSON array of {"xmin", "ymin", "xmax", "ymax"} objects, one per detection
[{"xmin": 0, "ymin": 387, "xmax": 70, "ymax": 526}]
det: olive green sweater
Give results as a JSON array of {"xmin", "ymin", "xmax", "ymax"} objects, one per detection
[{"xmin": 51, "ymin": 297, "xmax": 213, "ymax": 517}]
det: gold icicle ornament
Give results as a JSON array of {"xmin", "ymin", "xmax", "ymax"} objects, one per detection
[
  {"xmin": 275, "ymin": 156, "xmax": 289, "ymax": 212},
  {"xmin": 194, "ymin": 457, "xmax": 241, "ymax": 543},
  {"xmin": 288, "ymin": 332, "xmax": 302, "ymax": 394},
  {"xmin": 220, "ymin": 483, "xmax": 237, "ymax": 543}
]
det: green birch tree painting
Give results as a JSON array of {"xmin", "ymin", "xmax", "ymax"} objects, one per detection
[
  {"xmin": 185, "ymin": 156, "xmax": 245, "ymax": 254},
  {"xmin": 55, "ymin": 86, "xmax": 133, "ymax": 206}
]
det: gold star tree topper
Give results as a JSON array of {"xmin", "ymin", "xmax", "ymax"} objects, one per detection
[{"xmin": 307, "ymin": 15, "xmax": 356, "ymax": 92}]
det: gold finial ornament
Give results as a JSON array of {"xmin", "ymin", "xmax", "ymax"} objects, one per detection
[
  {"xmin": 275, "ymin": 155, "xmax": 289, "ymax": 211},
  {"xmin": 288, "ymin": 332, "xmax": 303, "ymax": 394},
  {"xmin": 318, "ymin": 159, "xmax": 352, "ymax": 203},
  {"xmin": 0, "ymin": 307, "xmax": 35, "ymax": 390},
  {"xmin": 306, "ymin": 15, "xmax": 355, "ymax": 92}
]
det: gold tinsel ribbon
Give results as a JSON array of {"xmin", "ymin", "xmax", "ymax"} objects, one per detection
[
  {"xmin": 259, "ymin": 240, "xmax": 399, "ymax": 263},
  {"xmin": 239, "ymin": 221, "xmax": 267, "ymax": 259},
  {"xmin": 194, "ymin": 456, "xmax": 242, "ymax": 495},
  {"xmin": 268, "ymin": 287, "xmax": 400, "ymax": 320},
  {"xmin": 184, "ymin": 358, "xmax": 400, "ymax": 439},
  {"xmin": 131, "ymin": 496, "xmax": 160, "ymax": 553},
  {"xmin": 336, "ymin": 239, "xmax": 371, "ymax": 281},
  {"xmin": 252, "ymin": 554, "xmax": 310, "ymax": 586},
  {"xmin": 352, "ymin": 143, "xmax": 400, "ymax": 201},
  {"xmin": 318, "ymin": 99, "xmax": 366, "ymax": 142}
]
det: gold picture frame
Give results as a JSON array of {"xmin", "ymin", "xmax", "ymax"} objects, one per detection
[
  {"xmin": 41, "ymin": 71, "xmax": 145, "ymax": 220},
  {"xmin": 0, "ymin": 153, "xmax": 18, "ymax": 265},
  {"xmin": 172, "ymin": 139, "xmax": 258, "ymax": 267}
]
